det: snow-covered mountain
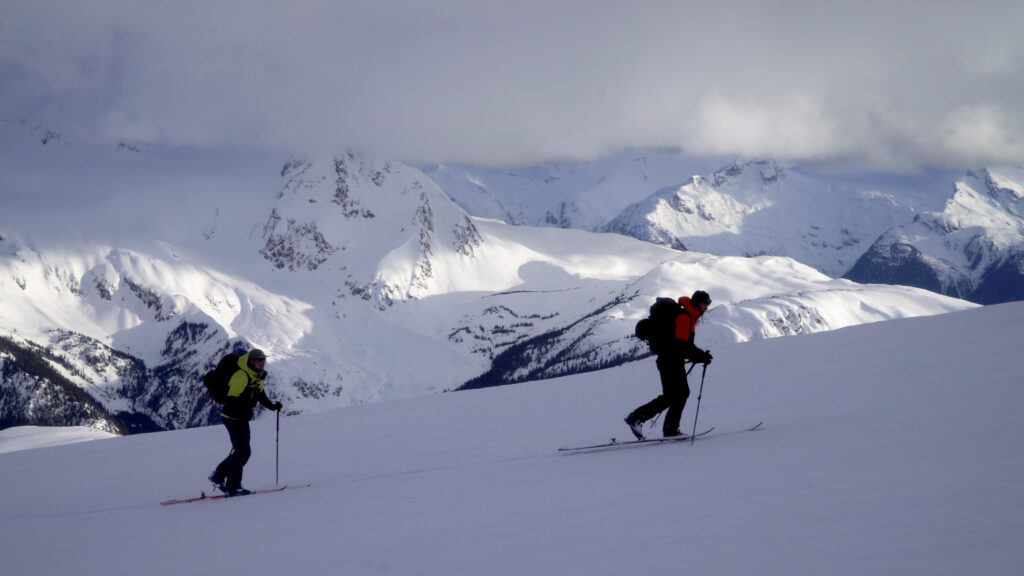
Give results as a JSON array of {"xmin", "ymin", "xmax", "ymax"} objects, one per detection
[
  {"xmin": 846, "ymin": 166, "xmax": 1024, "ymax": 303},
  {"xmin": 421, "ymin": 150, "xmax": 725, "ymax": 230},
  {"xmin": 604, "ymin": 159, "xmax": 926, "ymax": 277},
  {"xmin": 437, "ymin": 155, "xmax": 1024, "ymax": 303},
  {"xmin": 0, "ymin": 121, "xmax": 981, "ymax": 435}
]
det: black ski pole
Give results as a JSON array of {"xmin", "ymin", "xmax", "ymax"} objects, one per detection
[
  {"xmin": 690, "ymin": 363, "xmax": 708, "ymax": 446},
  {"xmin": 275, "ymin": 410, "xmax": 280, "ymax": 486}
]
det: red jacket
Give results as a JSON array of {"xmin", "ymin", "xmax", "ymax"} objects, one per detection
[{"xmin": 675, "ymin": 296, "xmax": 703, "ymax": 343}]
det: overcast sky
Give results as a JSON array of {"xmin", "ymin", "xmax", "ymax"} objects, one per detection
[{"xmin": 2, "ymin": 0, "xmax": 1023, "ymax": 170}]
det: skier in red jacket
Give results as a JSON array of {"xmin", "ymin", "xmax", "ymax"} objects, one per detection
[{"xmin": 625, "ymin": 290, "xmax": 713, "ymax": 439}]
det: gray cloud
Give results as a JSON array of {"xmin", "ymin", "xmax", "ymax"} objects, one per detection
[{"xmin": 3, "ymin": 0, "xmax": 1023, "ymax": 170}]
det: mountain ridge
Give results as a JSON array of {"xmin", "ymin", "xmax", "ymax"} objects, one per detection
[
  {"xmin": 0, "ymin": 123, "xmax": 990, "ymax": 433},
  {"xmin": 432, "ymin": 153, "xmax": 1023, "ymax": 304}
]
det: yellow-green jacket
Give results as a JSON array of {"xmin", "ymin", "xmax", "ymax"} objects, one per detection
[{"xmin": 221, "ymin": 353, "xmax": 277, "ymax": 422}]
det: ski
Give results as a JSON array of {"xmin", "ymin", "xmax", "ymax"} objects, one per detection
[
  {"xmin": 558, "ymin": 422, "xmax": 763, "ymax": 453},
  {"xmin": 687, "ymin": 421, "xmax": 764, "ymax": 443},
  {"xmin": 160, "ymin": 484, "xmax": 309, "ymax": 506},
  {"xmin": 558, "ymin": 427, "xmax": 715, "ymax": 452}
]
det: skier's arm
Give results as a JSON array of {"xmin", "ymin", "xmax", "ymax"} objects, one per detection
[
  {"xmin": 677, "ymin": 340, "xmax": 712, "ymax": 364},
  {"xmin": 256, "ymin": 387, "xmax": 283, "ymax": 411}
]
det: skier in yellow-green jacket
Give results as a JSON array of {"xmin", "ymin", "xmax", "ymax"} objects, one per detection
[{"xmin": 209, "ymin": 349, "xmax": 282, "ymax": 496}]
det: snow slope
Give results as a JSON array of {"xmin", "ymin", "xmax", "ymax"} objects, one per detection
[
  {"xmin": 0, "ymin": 425, "xmax": 114, "ymax": 454},
  {"xmin": 2, "ymin": 301, "xmax": 1021, "ymax": 576}
]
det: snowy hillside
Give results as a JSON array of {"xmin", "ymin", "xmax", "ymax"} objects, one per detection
[
  {"xmin": 2, "ymin": 301, "xmax": 1021, "ymax": 576},
  {"xmin": 0, "ymin": 123, "xmax": 980, "ymax": 433}
]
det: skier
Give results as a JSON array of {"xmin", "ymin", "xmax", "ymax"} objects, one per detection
[
  {"xmin": 209, "ymin": 349, "xmax": 282, "ymax": 496},
  {"xmin": 625, "ymin": 290, "xmax": 713, "ymax": 439}
]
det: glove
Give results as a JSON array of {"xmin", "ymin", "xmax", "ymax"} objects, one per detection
[
  {"xmin": 700, "ymin": 349, "xmax": 713, "ymax": 365},
  {"xmin": 272, "ymin": 401, "xmax": 283, "ymax": 412}
]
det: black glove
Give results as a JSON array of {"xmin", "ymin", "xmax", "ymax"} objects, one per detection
[
  {"xmin": 272, "ymin": 401, "xmax": 283, "ymax": 412},
  {"xmin": 700, "ymin": 349, "xmax": 713, "ymax": 365}
]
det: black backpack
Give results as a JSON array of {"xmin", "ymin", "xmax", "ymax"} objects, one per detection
[
  {"xmin": 203, "ymin": 353, "xmax": 240, "ymax": 404},
  {"xmin": 635, "ymin": 297, "xmax": 684, "ymax": 354}
]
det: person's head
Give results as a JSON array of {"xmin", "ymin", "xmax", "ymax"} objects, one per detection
[
  {"xmin": 247, "ymin": 348, "xmax": 267, "ymax": 370},
  {"xmin": 690, "ymin": 290, "xmax": 711, "ymax": 312}
]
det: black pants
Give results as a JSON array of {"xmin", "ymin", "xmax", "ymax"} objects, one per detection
[
  {"xmin": 629, "ymin": 355, "xmax": 690, "ymax": 434},
  {"xmin": 213, "ymin": 417, "xmax": 251, "ymax": 490}
]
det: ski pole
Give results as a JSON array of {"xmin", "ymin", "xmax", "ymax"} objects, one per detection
[
  {"xmin": 275, "ymin": 410, "xmax": 280, "ymax": 486},
  {"xmin": 690, "ymin": 363, "xmax": 708, "ymax": 446}
]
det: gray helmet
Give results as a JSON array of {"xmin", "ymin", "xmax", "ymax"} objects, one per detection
[{"xmin": 248, "ymin": 348, "xmax": 267, "ymax": 361}]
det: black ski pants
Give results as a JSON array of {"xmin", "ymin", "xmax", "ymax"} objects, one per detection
[
  {"xmin": 629, "ymin": 355, "xmax": 690, "ymax": 434},
  {"xmin": 214, "ymin": 416, "xmax": 251, "ymax": 490}
]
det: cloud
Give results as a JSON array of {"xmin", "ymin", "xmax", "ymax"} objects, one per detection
[
  {"xmin": 938, "ymin": 105, "xmax": 1024, "ymax": 166},
  {"xmin": 2, "ymin": 0, "xmax": 1023, "ymax": 170},
  {"xmin": 691, "ymin": 93, "xmax": 842, "ymax": 160}
]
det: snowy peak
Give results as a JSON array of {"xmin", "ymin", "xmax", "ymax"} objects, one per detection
[
  {"xmin": 709, "ymin": 159, "xmax": 786, "ymax": 189},
  {"xmin": 949, "ymin": 168, "xmax": 1024, "ymax": 235},
  {"xmin": 603, "ymin": 159, "xmax": 911, "ymax": 277},
  {"xmin": 423, "ymin": 150, "xmax": 720, "ymax": 230},
  {"xmin": 846, "ymin": 167, "xmax": 1024, "ymax": 303},
  {"xmin": 261, "ymin": 152, "xmax": 484, "ymax": 307},
  {"xmin": 429, "ymin": 152, "xmax": 1024, "ymax": 301}
]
